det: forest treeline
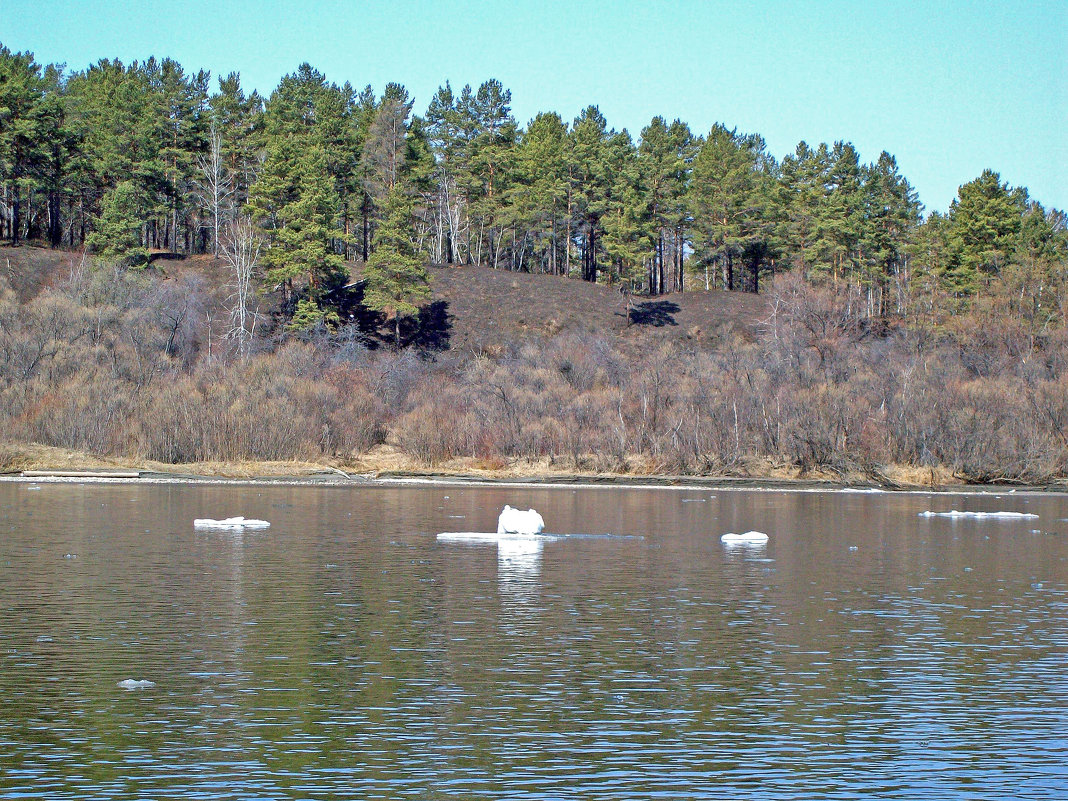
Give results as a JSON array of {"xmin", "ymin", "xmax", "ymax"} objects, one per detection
[{"xmin": 2, "ymin": 43, "xmax": 1066, "ymax": 329}]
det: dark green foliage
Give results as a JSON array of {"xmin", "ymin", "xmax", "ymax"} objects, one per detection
[
  {"xmin": 945, "ymin": 169, "xmax": 1027, "ymax": 292},
  {"xmin": 249, "ymin": 141, "xmax": 347, "ymax": 302},
  {"xmin": 363, "ymin": 185, "xmax": 431, "ymax": 345},
  {"xmin": 0, "ymin": 45, "xmax": 67, "ymax": 246},
  {"xmin": 85, "ymin": 180, "xmax": 148, "ymax": 265},
  {"xmin": 0, "ymin": 42, "xmax": 1063, "ymax": 338}
]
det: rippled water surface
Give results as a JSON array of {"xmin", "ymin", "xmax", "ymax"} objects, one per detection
[{"xmin": 1, "ymin": 481, "xmax": 1066, "ymax": 799}]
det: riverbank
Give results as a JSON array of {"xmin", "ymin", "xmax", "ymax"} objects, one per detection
[{"xmin": 4, "ymin": 442, "xmax": 1066, "ymax": 493}]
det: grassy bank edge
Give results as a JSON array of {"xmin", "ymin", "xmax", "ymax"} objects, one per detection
[{"xmin": 3, "ymin": 441, "xmax": 1066, "ymax": 493}]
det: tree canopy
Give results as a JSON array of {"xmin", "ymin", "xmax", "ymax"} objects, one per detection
[{"xmin": 1, "ymin": 42, "xmax": 1064, "ymax": 329}]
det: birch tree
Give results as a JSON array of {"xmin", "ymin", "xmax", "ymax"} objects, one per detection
[
  {"xmin": 195, "ymin": 118, "xmax": 234, "ymax": 256},
  {"xmin": 221, "ymin": 214, "xmax": 262, "ymax": 360}
]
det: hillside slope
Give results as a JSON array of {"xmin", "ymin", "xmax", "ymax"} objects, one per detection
[
  {"xmin": 3, "ymin": 244, "xmax": 770, "ymax": 353},
  {"xmin": 422, "ymin": 263, "xmax": 768, "ymax": 354}
]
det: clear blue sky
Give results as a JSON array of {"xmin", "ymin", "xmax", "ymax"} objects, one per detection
[{"xmin": 4, "ymin": 0, "xmax": 1065, "ymax": 213}]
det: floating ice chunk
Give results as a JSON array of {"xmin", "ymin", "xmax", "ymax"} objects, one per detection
[
  {"xmin": 437, "ymin": 531, "xmax": 556, "ymax": 544},
  {"xmin": 918, "ymin": 510, "xmax": 1038, "ymax": 519},
  {"xmin": 496, "ymin": 505, "xmax": 544, "ymax": 536},
  {"xmin": 721, "ymin": 530, "xmax": 769, "ymax": 545},
  {"xmin": 193, "ymin": 516, "xmax": 270, "ymax": 530},
  {"xmin": 118, "ymin": 678, "xmax": 155, "ymax": 690}
]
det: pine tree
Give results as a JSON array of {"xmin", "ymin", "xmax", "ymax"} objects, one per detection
[
  {"xmin": 425, "ymin": 81, "xmax": 467, "ymax": 264},
  {"xmin": 569, "ymin": 106, "xmax": 613, "ymax": 282},
  {"xmin": 777, "ymin": 141, "xmax": 831, "ymax": 278},
  {"xmin": 689, "ymin": 125, "xmax": 773, "ymax": 291},
  {"xmin": 510, "ymin": 112, "xmax": 571, "ymax": 274},
  {"xmin": 86, "ymin": 179, "xmax": 148, "ymax": 264},
  {"xmin": 638, "ymin": 117, "xmax": 692, "ymax": 292},
  {"xmin": 363, "ymin": 185, "xmax": 431, "ymax": 346},
  {"xmin": 817, "ymin": 141, "xmax": 864, "ymax": 283},
  {"xmin": 946, "ymin": 169, "xmax": 1027, "ymax": 293},
  {"xmin": 859, "ymin": 151, "xmax": 921, "ymax": 313},
  {"xmin": 249, "ymin": 141, "xmax": 346, "ymax": 309},
  {"xmin": 361, "ymin": 91, "xmax": 413, "ymax": 205},
  {"xmin": 209, "ymin": 72, "xmax": 263, "ymax": 207},
  {"xmin": 0, "ymin": 46, "xmax": 65, "ymax": 245}
]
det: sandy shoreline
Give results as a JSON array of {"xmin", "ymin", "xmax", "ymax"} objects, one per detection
[
  {"xmin": 3, "ymin": 442, "xmax": 1066, "ymax": 494},
  {"xmin": 3, "ymin": 469, "xmax": 1066, "ymax": 497}
]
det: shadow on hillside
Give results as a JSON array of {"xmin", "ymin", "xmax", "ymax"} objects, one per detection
[
  {"xmin": 405, "ymin": 300, "xmax": 451, "ymax": 350},
  {"xmin": 326, "ymin": 281, "xmax": 451, "ymax": 350},
  {"xmin": 629, "ymin": 300, "xmax": 680, "ymax": 327}
]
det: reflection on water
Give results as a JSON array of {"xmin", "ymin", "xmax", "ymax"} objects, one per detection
[
  {"xmin": 1, "ymin": 480, "xmax": 1067, "ymax": 799},
  {"xmin": 495, "ymin": 537, "xmax": 543, "ymax": 585}
]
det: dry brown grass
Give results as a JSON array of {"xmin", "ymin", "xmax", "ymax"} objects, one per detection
[
  {"xmin": 4, "ymin": 440, "xmax": 1065, "ymax": 491},
  {"xmin": 348, "ymin": 260, "xmax": 769, "ymax": 355}
]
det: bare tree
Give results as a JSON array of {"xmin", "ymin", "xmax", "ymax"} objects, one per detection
[
  {"xmin": 221, "ymin": 214, "xmax": 262, "ymax": 360},
  {"xmin": 195, "ymin": 119, "xmax": 235, "ymax": 257}
]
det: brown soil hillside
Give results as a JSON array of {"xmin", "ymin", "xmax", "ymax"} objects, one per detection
[
  {"xmin": 2, "ymin": 244, "xmax": 770, "ymax": 352},
  {"xmin": 421, "ymin": 263, "xmax": 769, "ymax": 354}
]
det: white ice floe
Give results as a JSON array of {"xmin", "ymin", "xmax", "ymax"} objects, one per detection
[
  {"xmin": 918, "ymin": 510, "xmax": 1038, "ymax": 520},
  {"xmin": 193, "ymin": 516, "xmax": 270, "ymax": 530},
  {"xmin": 118, "ymin": 679, "xmax": 155, "ymax": 690},
  {"xmin": 437, "ymin": 531, "xmax": 557, "ymax": 544},
  {"xmin": 496, "ymin": 505, "xmax": 545, "ymax": 535},
  {"xmin": 720, "ymin": 530, "xmax": 769, "ymax": 545}
]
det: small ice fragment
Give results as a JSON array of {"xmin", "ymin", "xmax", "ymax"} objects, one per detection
[
  {"xmin": 721, "ymin": 531, "xmax": 769, "ymax": 545},
  {"xmin": 193, "ymin": 516, "xmax": 270, "ymax": 530},
  {"xmin": 497, "ymin": 505, "xmax": 544, "ymax": 535},
  {"xmin": 918, "ymin": 510, "xmax": 1038, "ymax": 519},
  {"xmin": 848, "ymin": 546, "xmax": 859, "ymax": 552},
  {"xmin": 437, "ymin": 531, "xmax": 556, "ymax": 544},
  {"xmin": 63, "ymin": 553, "xmax": 77, "ymax": 559},
  {"xmin": 118, "ymin": 679, "xmax": 155, "ymax": 690}
]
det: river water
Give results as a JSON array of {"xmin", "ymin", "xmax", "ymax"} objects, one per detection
[{"xmin": 1, "ymin": 480, "xmax": 1066, "ymax": 799}]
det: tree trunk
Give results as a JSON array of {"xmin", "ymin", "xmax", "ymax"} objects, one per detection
[
  {"xmin": 676, "ymin": 229, "xmax": 684, "ymax": 293},
  {"xmin": 48, "ymin": 191, "xmax": 62, "ymax": 248},
  {"xmin": 11, "ymin": 185, "xmax": 20, "ymax": 246},
  {"xmin": 649, "ymin": 231, "xmax": 657, "ymax": 299},
  {"xmin": 362, "ymin": 196, "xmax": 370, "ymax": 260}
]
